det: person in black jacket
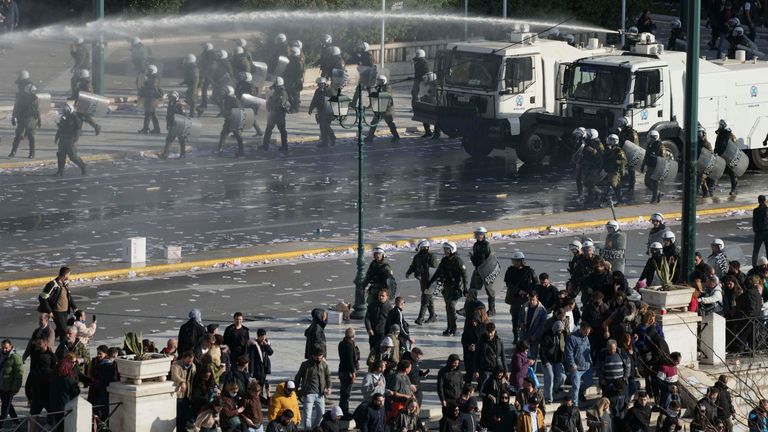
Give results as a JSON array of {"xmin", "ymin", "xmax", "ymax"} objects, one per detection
[
  {"xmin": 489, "ymin": 390, "xmax": 517, "ymax": 432},
  {"xmin": 429, "ymin": 242, "xmax": 468, "ymax": 336},
  {"xmin": 534, "ymin": 273, "xmax": 559, "ymax": 312},
  {"xmin": 178, "ymin": 309, "xmax": 205, "ymax": 356},
  {"xmin": 504, "ymin": 252, "xmax": 537, "ymax": 343},
  {"xmin": 386, "ymin": 297, "xmax": 412, "ymax": 350},
  {"xmin": 625, "ymin": 391, "xmax": 652, "ymax": 432},
  {"xmin": 753, "ymin": 195, "xmax": 768, "ymax": 266},
  {"xmin": 223, "ymin": 312, "xmax": 250, "ymax": 363},
  {"xmin": 249, "ymin": 328, "xmax": 273, "ymax": 395},
  {"xmin": 541, "ymin": 313, "xmax": 568, "ymax": 403},
  {"xmin": 439, "ymin": 402, "xmax": 462, "ymax": 432},
  {"xmin": 551, "ymin": 396, "xmax": 583, "ymax": 432},
  {"xmin": 365, "ymin": 291, "xmax": 392, "ymax": 351},
  {"xmin": 407, "ymin": 239, "xmax": 438, "ymax": 324},
  {"xmin": 304, "ymin": 308, "xmax": 327, "ymax": 359},
  {"xmin": 28, "ymin": 338, "xmax": 56, "ymax": 415},
  {"xmin": 337, "ymin": 328, "xmax": 359, "ymax": 418},
  {"xmin": 357, "ymin": 393, "xmax": 386, "ymax": 432},
  {"xmin": 38, "ymin": 266, "xmax": 78, "ymax": 344},
  {"xmin": 715, "ymin": 375, "xmax": 736, "ymax": 432},
  {"xmin": 474, "ymin": 322, "xmax": 506, "ymax": 389},
  {"xmin": 437, "ymin": 354, "xmax": 463, "ymax": 408}
]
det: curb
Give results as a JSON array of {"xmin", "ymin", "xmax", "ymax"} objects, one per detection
[{"xmin": 0, "ymin": 202, "xmax": 754, "ymax": 292}]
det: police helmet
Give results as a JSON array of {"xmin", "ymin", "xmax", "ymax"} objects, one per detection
[
  {"xmin": 130, "ymin": 36, "xmax": 141, "ymax": 46},
  {"xmin": 290, "ymin": 47, "xmax": 301, "ymax": 57},
  {"xmin": 423, "ymin": 72, "xmax": 437, "ymax": 83},
  {"xmin": 168, "ymin": 91, "xmax": 179, "ymax": 101},
  {"xmin": 671, "ymin": 19, "xmax": 682, "ymax": 29},
  {"xmin": 414, "ymin": 49, "xmax": 426, "ymax": 59},
  {"xmin": 569, "ymin": 240, "xmax": 582, "ymax": 251},
  {"xmin": 511, "ymin": 251, "xmax": 525, "ymax": 260},
  {"xmin": 236, "ymin": 38, "xmax": 247, "ymax": 48},
  {"xmin": 728, "ymin": 18, "xmax": 741, "ymax": 28},
  {"xmin": 274, "ymin": 77, "xmax": 285, "ymax": 87},
  {"xmin": 650, "ymin": 212, "xmax": 664, "ymax": 223},
  {"xmin": 202, "ymin": 42, "xmax": 214, "ymax": 51},
  {"xmin": 572, "ymin": 127, "xmax": 586, "ymax": 138},
  {"xmin": 18, "ymin": 70, "xmax": 29, "ymax": 80},
  {"xmin": 416, "ymin": 239, "xmax": 430, "ymax": 250},
  {"xmin": 376, "ymin": 74, "xmax": 388, "ymax": 85},
  {"xmin": 628, "ymin": 26, "xmax": 639, "ymax": 34},
  {"xmin": 146, "ymin": 64, "xmax": 158, "ymax": 76},
  {"xmin": 582, "ymin": 240, "xmax": 595, "ymax": 250},
  {"xmin": 218, "ymin": 49, "xmax": 228, "ymax": 60},
  {"xmin": 358, "ymin": 41, "xmax": 370, "ymax": 52},
  {"xmin": 606, "ymin": 220, "xmax": 620, "ymax": 232},
  {"xmin": 648, "ymin": 130, "xmax": 660, "ymax": 141},
  {"xmin": 607, "ymin": 134, "xmax": 619, "ymax": 146},
  {"xmin": 331, "ymin": 46, "xmax": 341, "ymax": 56},
  {"xmin": 62, "ymin": 102, "xmax": 74, "ymax": 114},
  {"xmin": 381, "ymin": 337, "xmax": 394, "ymax": 348},
  {"xmin": 184, "ymin": 54, "xmax": 197, "ymax": 64},
  {"xmin": 372, "ymin": 246, "xmax": 385, "ymax": 257},
  {"xmin": 712, "ymin": 238, "xmax": 725, "ymax": 250},
  {"xmin": 733, "ymin": 26, "xmax": 745, "ymax": 37},
  {"xmin": 650, "ymin": 242, "xmax": 663, "ymax": 251},
  {"xmin": 617, "ymin": 116, "xmax": 630, "ymax": 127},
  {"xmin": 290, "ymin": 40, "xmax": 303, "ymax": 49},
  {"xmin": 234, "ymin": 46, "xmax": 245, "ymax": 55},
  {"xmin": 80, "ymin": 69, "xmax": 90, "ymax": 79},
  {"xmin": 587, "ymin": 128, "xmax": 599, "ymax": 140},
  {"xmin": 662, "ymin": 230, "xmax": 676, "ymax": 243},
  {"xmin": 443, "ymin": 241, "xmax": 457, "ymax": 254},
  {"xmin": 275, "ymin": 33, "xmax": 287, "ymax": 44},
  {"xmin": 322, "ymin": 34, "xmax": 332, "ymax": 44},
  {"xmin": 474, "ymin": 226, "xmax": 487, "ymax": 234},
  {"xmin": 316, "ymin": 76, "xmax": 327, "ymax": 85},
  {"xmin": 241, "ymin": 72, "xmax": 253, "ymax": 83}
]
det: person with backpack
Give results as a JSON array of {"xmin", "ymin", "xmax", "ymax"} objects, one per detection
[{"xmin": 38, "ymin": 266, "xmax": 78, "ymax": 344}]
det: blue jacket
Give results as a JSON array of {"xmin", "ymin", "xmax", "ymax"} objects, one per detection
[
  {"xmin": 518, "ymin": 302, "xmax": 548, "ymax": 344},
  {"xmin": 565, "ymin": 330, "xmax": 592, "ymax": 371}
]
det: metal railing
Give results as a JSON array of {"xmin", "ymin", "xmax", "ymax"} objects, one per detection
[
  {"xmin": 0, "ymin": 409, "xmax": 71, "ymax": 432},
  {"xmin": 92, "ymin": 402, "xmax": 122, "ymax": 432},
  {"xmin": 725, "ymin": 316, "xmax": 768, "ymax": 358}
]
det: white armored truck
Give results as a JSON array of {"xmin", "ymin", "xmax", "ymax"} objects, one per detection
[{"xmin": 412, "ymin": 30, "xmax": 615, "ymax": 163}]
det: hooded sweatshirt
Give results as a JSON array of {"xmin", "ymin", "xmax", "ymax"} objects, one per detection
[
  {"xmin": 304, "ymin": 308, "xmax": 327, "ymax": 359},
  {"xmin": 267, "ymin": 382, "xmax": 301, "ymax": 425}
]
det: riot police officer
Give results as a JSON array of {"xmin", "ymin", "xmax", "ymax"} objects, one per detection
[
  {"xmin": 260, "ymin": 78, "xmax": 290, "ymax": 153},
  {"xmin": 640, "ymin": 130, "xmax": 667, "ymax": 203},
  {"xmin": 235, "ymin": 72, "xmax": 263, "ymax": 137},
  {"xmin": 270, "ymin": 33, "xmax": 290, "ymax": 74},
  {"xmin": 411, "ymin": 49, "xmax": 430, "ymax": 106},
  {"xmin": 406, "ymin": 239, "xmax": 438, "ymax": 325},
  {"xmin": 55, "ymin": 103, "xmax": 87, "ymax": 176},
  {"xmin": 667, "ymin": 19, "xmax": 687, "ymax": 51},
  {"xmin": 217, "ymin": 85, "xmax": 245, "ymax": 158},
  {"xmin": 9, "ymin": 83, "xmax": 40, "ymax": 158},
  {"xmin": 15, "ymin": 70, "xmax": 31, "ymax": 96},
  {"xmin": 615, "ymin": 117, "xmax": 639, "ymax": 193},
  {"xmin": 714, "ymin": 119, "xmax": 739, "ymax": 195},
  {"xmin": 211, "ymin": 50, "xmax": 234, "ymax": 113},
  {"xmin": 708, "ymin": 238, "xmax": 729, "ymax": 278},
  {"xmin": 729, "ymin": 27, "xmax": 752, "ymax": 59},
  {"xmin": 661, "ymin": 231, "xmax": 682, "ymax": 283},
  {"xmin": 182, "ymin": 54, "xmax": 200, "ymax": 118},
  {"xmin": 571, "ymin": 127, "xmax": 587, "ymax": 196},
  {"xmin": 602, "ymin": 220, "xmax": 627, "ymax": 274},
  {"xmin": 318, "ymin": 34, "xmax": 334, "ymax": 79},
  {"xmin": 469, "ymin": 227, "xmax": 498, "ymax": 316},
  {"xmin": 419, "ymin": 72, "xmax": 441, "ymax": 139},
  {"xmin": 137, "ymin": 65, "xmax": 163, "ymax": 135},
  {"xmin": 197, "ymin": 42, "xmax": 216, "ymax": 115},
  {"xmin": 129, "ymin": 37, "xmax": 152, "ymax": 77},
  {"xmin": 308, "ymin": 77, "xmax": 336, "ymax": 148},
  {"xmin": 364, "ymin": 75, "xmax": 400, "ymax": 143},
  {"xmin": 72, "ymin": 69, "xmax": 102, "ymax": 135},
  {"xmin": 231, "ymin": 46, "xmax": 251, "ymax": 77},
  {"xmin": 580, "ymin": 129, "xmax": 604, "ymax": 205},
  {"xmin": 602, "ymin": 133, "xmax": 627, "ymax": 203},
  {"xmin": 161, "ymin": 91, "xmax": 188, "ymax": 160},
  {"xmin": 70, "ymin": 37, "xmax": 90, "ymax": 99},
  {"xmin": 698, "ymin": 125, "xmax": 715, "ymax": 197},
  {"xmin": 647, "ymin": 212, "xmax": 671, "ymax": 254},
  {"xmin": 329, "ymin": 46, "xmax": 345, "ymax": 74},
  {"xmin": 352, "ymin": 41, "xmax": 374, "ymax": 67},
  {"xmin": 428, "ymin": 242, "xmax": 467, "ymax": 336},
  {"xmin": 285, "ymin": 47, "xmax": 304, "ymax": 113},
  {"xmin": 362, "ymin": 246, "xmax": 395, "ymax": 304}
]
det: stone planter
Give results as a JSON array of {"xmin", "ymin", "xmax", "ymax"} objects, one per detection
[
  {"xmin": 116, "ymin": 354, "xmax": 172, "ymax": 384},
  {"xmin": 640, "ymin": 286, "xmax": 695, "ymax": 310}
]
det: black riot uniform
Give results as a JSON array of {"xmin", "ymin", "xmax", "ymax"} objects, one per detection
[
  {"xmin": 714, "ymin": 126, "xmax": 739, "ymax": 195},
  {"xmin": 284, "ymin": 53, "xmax": 304, "ymax": 113},
  {"xmin": 138, "ymin": 73, "xmax": 163, "ymax": 134},
  {"xmin": 9, "ymin": 89, "xmax": 40, "ymax": 158},
  {"xmin": 640, "ymin": 138, "xmax": 667, "ymax": 203},
  {"xmin": 73, "ymin": 77, "xmax": 101, "ymax": 135},
  {"xmin": 428, "ymin": 253, "xmax": 468, "ymax": 336},
  {"xmin": 419, "ymin": 78, "xmax": 441, "ymax": 139},
  {"xmin": 364, "ymin": 83, "xmax": 399, "ymax": 143},
  {"xmin": 411, "ymin": 56, "xmax": 430, "ymax": 105},
  {"xmin": 218, "ymin": 93, "xmax": 245, "ymax": 157},
  {"xmin": 70, "ymin": 43, "xmax": 90, "ymax": 98},
  {"xmin": 161, "ymin": 97, "xmax": 188, "ymax": 159},
  {"xmin": 617, "ymin": 125, "xmax": 639, "ymax": 192},
  {"xmin": 308, "ymin": 82, "xmax": 336, "ymax": 148},
  {"xmin": 603, "ymin": 143, "xmax": 627, "ymax": 203},
  {"xmin": 363, "ymin": 259, "xmax": 395, "ymax": 304},
  {"xmin": 470, "ymin": 239, "xmax": 497, "ymax": 315},
  {"xmin": 197, "ymin": 47, "xmax": 216, "ymax": 113},
  {"xmin": 318, "ymin": 43, "xmax": 334, "ymax": 79},
  {"xmin": 235, "ymin": 78, "xmax": 263, "ymax": 137},
  {"xmin": 406, "ymin": 248, "xmax": 438, "ymax": 324},
  {"xmin": 231, "ymin": 51, "xmax": 251, "ymax": 77},
  {"xmin": 698, "ymin": 130, "xmax": 716, "ymax": 197},
  {"xmin": 580, "ymin": 138, "xmax": 604, "ymax": 205},
  {"xmin": 260, "ymin": 84, "xmax": 290, "ymax": 152},
  {"xmin": 183, "ymin": 62, "xmax": 200, "ymax": 118},
  {"xmin": 55, "ymin": 109, "xmax": 87, "ymax": 176},
  {"xmin": 667, "ymin": 27, "xmax": 686, "ymax": 51}
]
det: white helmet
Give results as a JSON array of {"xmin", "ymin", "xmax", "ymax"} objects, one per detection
[
  {"xmin": 218, "ymin": 49, "xmax": 228, "ymax": 60},
  {"xmin": 617, "ymin": 116, "xmax": 629, "ymax": 127},
  {"xmin": 572, "ymin": 127, "xmax": 586, "ymax": 138},
  {"xmin": 582, "ymin": 240, "xmax": 595, "ymax": 250},
  {"xmin": 184, "ymin": 54, "xmax": 197, "ymax": 64},
  {"xmin": 758, "ymin": 256, "xmax": 768, "ymax": 266},
  {"xmin": 416, "ymin": 239, "xmax": 430, "ymax": 250},
  {"xmin": 728, "ymin": 18, "xmax": 740, "ymax": 28},
  {"xmin": 549, "ymin": 28, "xmax": 560, "ymax": 37},
  {"xmin": 223, "ymin": 85, "xmax": 235, "ymax": 96},
  {"xmin": 168, "ymin": 90, "xmax": 179, "ymax": 100},
  {"xmin": 662, "ymin": 230, "xmax": 676, "ymax": 243},
  {"xmin": 236, "ymin": 38, "xmax": 247, "ymax": 48},
  {"xmin": 650, "ymin": 242, "xmax": 663, "ymax": 251},
  {"xmin": 24, "ymin": 83, "xmax": 36, "ymax": 94},
  {"xmin": 414, "ymin": 49, "xmax": 426, "ymax": 59},
  {"xmin": 377, "ymin": 74, "xmax": 388, "ymax": 85},
  {"xmin": 130, "ymin": 36, "xmax": 141, "ymax": 46},
  {"xmin": 712, "ymin": 239, "xmax": 725, "ymax": 250},
  {"xmin": 242, "ymin": 72, "xmax": 253, "ymax": 83},
  {"xmin": 146, "ymin": 64, "xmax": 158, "ymax": 76},
  {"xmin": 648, "ymin": 130, "xmax": 660, "ymax": 141},
  {"xmin": 381, "ymin": 337, "xmax": 394, "ymax": 348},
  {"xmin": 79, "ymin": 69, "xmax": 90, "ymax": 79},
  {"xmin": 316, "ymin": 76, "xmax": 327, "ymax": 85},
  {"xmin": 511, "ymin": 251, "xmax": 525, "ymax": 260},
  {"xmin": 606, "ymin": 220, "xmax": 619, "ymax": 232},
  {"xmin": 18, "ymin": 70, "xmax": 29, "ymax": 80},
  {"xmin": 202, "ymin": 42, "xmax": 214, "ymax": 51},
  {"xmin": 62, "ymin": 101, "xmax": 74, "ymax": 114},
  {"xmin": 372, "ymin": 246, "xmax": 385, "ymax": 256},
  {"xmin": 322, "ymin": 34, "xmax": 332, "ymax": 44},
  {"xmin": 75, "ymin": 37, "xmax": 85, "ymax": 45},
  {"xmin": 569, "ymin": 240, "xmax": 582, "ymax": 251},
  {"xmin": 564, "ymin": 34, "xmax": 575, "ymax": 44},
  {"xmin": 443, "ymin": 241, "xmax": 457, "ymax": 254},
  {"xmin": 290, "ymin": 47, "xmax": 301, "ymax": 57},
  {"xmin": 423, "ymin": 72, "xmax": 437, "ymax": 83},
  {"xmin": 290, "ymin": 40, "xmax": 303, "ymax": 49},
  {"xmin": 331, "ymin": 46, "xmax": 341, "ymax": 56},
  {"xmin": 650, "ymin": 212, "xmax": 664, "ymax": 222},
  {"xmin": 671, "ymin": 19, "xmax": 682, "ymax": 29},
  {"xmin": 275, "ymin": 33, "xmax": 287, "ymax": 43},
  {"xmin": 358, "ymin": 41, "xmax": 370, "ymax": 52},
  {"xmin": 587, "ymin": 128, "xmax": 599, "ymax": 140},
  {"xmin": 733, "ymin": 26, "xmax": 745, "ymax": 37},
  {"xmin": 628, "ymin": 26, "xmax": 639, "ymax": 34},
  {"xmin": 606, "ymin": 134, "xmax": 619, "ymax": 146},
  {"xmin": 234, "ymin": 46, "xmax": 245, "ymax": 55},
  {"xmin": 474, "ymin": 227, "xmax": 488, "ymax": 234},
  {"xmin": 274, "ymin": 77, "xmax": 284, "ymax": 87}
]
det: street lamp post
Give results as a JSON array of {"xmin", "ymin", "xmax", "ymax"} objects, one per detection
[
  {"xmin": 92, "ymin": 0, "xmax": 105, "ymax": 95},
  {"xmin": 328, "ymin": 83, "xmax": 392, "ymax": 319}
]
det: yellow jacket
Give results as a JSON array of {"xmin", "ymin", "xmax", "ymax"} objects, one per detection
[
  {"xmin": 515, "ymin": 409, "xmax": 545, "ymax": 432},
  {"xmin": 267, "ymin": 382, "xmax": 301, "ymax": 425}
]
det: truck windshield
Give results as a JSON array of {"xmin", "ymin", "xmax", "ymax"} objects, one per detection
[
  {"xmin": 567, "ymin": 64, "xmax": 629, "ymax": 104},
  {"xmin": 445, "ymin": 52, "xmax": 501, "ymax": 90}
]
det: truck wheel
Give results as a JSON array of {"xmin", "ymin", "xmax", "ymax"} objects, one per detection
[
  {"xmin": 517, "ymin": 132, "xmax": 549, "ymax": 164},
  {"xmin": 461, "ymin": 137, "xmax": 493, "ymax": 158},
  {"xmin": 662, "ymin": 140, "xmax": 680, "ymax": 161},
  {"xmin": 750, "ymin": 148, "xmax": 768, "ymax": 170}
]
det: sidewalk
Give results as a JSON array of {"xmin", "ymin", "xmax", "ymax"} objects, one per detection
[{"xmin": 0, "ymin": 192, "xmax": 756, "ymax": 291}]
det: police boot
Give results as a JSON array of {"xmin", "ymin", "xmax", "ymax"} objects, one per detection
[
  {"xmin": 651, "ymin": 192, "xmax": 657, "ymax": 203},
  {"xmin": 54, "ymin": 152, "xmax": 65, "ymax": 176},
  {"xmin": 488, "ymin": 296, "xmax": 496, "ymax": 317},
  {"xmin": 730, "ymin": 178, "xmax": 739, "ymax": 195},
  {"xmin": 421, "ymin": 125, "xmax": 432, "ymax": 138},
  {"xmin": 28, "ymin": 136, "xmax": 35, "ymax": 159},
  {"xmin": 8, "ymin": 136, "xmax": 21, "ymax": 157},
  {"xmin": 94, "ymin": 124, "xmax": 101, "ymax": 136},
  {"xmin": 179, "ymin": 141, "xmax": 187, "ymax": 159},
  {"xmin": 432, "ymin": 130, "xmax": 441, "ymax": 140},
  {"xmin": 150, "ymin": 115, "xmax": 161, "ymax": 135},
  {"xmin": 364, "ymin": 128, "xmax": 375, "ymax": 143},
  {"xmin": 390, "ymin": 130, "xmax": 401, "ymax": 143}
]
